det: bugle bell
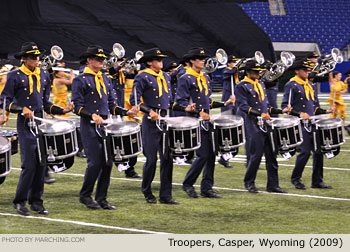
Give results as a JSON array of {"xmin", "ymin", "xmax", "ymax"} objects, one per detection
[
  {"xmin": 123, "ymin": 50, "xmax": 143, "ymax": 72},
  {"xmin": 263, "ymin": 51, "xmax": 295, "ymax": 81},
  {"xmin": 313, "ymin": 48, "xmax": 343, "ymax": 77},
  {"xmin": 39, "ymin": 45, "xmax": 64, "ymax": 70},
  {"xmin": 235, "ymin": 51, "xmax": 265, "ymax": 69},
  {"xmin": 203, "ymin": 48, "xmax": 228, "ymax": 73},
  {"xmin": 104, "ymin": 43, "xmax": 126, "ymax": 70}
]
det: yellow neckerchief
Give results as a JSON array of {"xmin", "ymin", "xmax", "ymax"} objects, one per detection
[
  {"xmin": 186, "ymin": 67, "xmax": 208, "ymax": 95},
  {"xmin": 119, "ymin": 69, "xmax": 125, "ymax": 85},
  {"xmin": 19, "ymin": 64, "xmax": 41, "ymax": 95},
  {"xmin": 83, "ymin": 67, "xmax": 107, "ymax": 99},
  {"xmin": 242, "ymin": 76, "xmax": 264, "ymax": 101},
  {"xmin": 184, "ymin": 66, "xmax": 190, "ymax": 70},
  {"xmin": 290, "ymin": 76, "xmax": 314, "ymax": 101},
  {"xmin": 142, "ymin": 68, "xmax": 168, "ymax": 97}
]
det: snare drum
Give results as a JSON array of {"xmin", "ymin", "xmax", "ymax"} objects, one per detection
[
  {"xmin": 0, "ymin": 130, "xmax": 18, "ymax": 155},
  {"xmin": 266, "ymin": 116, "xmax": 303, "ymax": 156},
  {"xmin": 0, "ymin": 136, "xmax": 11, "ymax": 185},
  {"xmin": 313, "ymin": 118, "xmax": 345, "ymax": 154},
  {"xmin": 210, "ymin": 115, "xmax": 245, "ymax": 153},
  {"xmin": 38, "ymin": 120, "xmax": 79, "ymax": 162},
  {"xmin": 104, "ymin": 121, "xmax": 142, "ymax": 161},
  {"xmin": 166, "ymin": 116, "xmax": 201, "ymax": 155}
]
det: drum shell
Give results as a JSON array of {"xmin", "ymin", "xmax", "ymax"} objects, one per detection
[
  {"xmin": 314, "ymin": 118, "xmax": 345, "ymax": 151},
  {"xmin": 268, "ymin": 123, "xmax": 303, "ymax": 152},
  {"xmin": 168, "ymin": 125, "xmax": 201, "ymax": 154},
  {"xmin": 214, "ymin": 124, "xmax": 245, "ymax": 152},
  {"xmin": 0, "ymin": 130, "xmax": 18, "ymax": 155},
  {"xmin": 0, "ymin": 136, "xmax": 11, "ymax": 184}
]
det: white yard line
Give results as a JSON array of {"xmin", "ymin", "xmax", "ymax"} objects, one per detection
[{"xmin": 0, "ymin": 213, "xmax": 171, "ymax": 234}]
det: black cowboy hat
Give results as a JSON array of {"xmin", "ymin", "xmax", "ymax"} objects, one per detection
[
  {"xmin": 290, "ymin": 59, "xmax": 313, "ymax": 70},
  {"xmin": 14, "ymin": 42, "xmax": 46, "ymax": 59},
  {"xmin": 241, "ymin": 60, "xmax": 266, "ymax": 71},
  {"xmin": 79, "ymin": 45, "xmax": 108, "ymax": 61},
  {"xmin": 163, "ymin": 61, "xmax": 178, "ymax": 72},
  {"xmin": 137, "ymin": 48, "xmax": 168, "ymax": 64},
  {"xmin": 227, "ymin": 55, "xmax": 239, "ymax": 63},
  {"xmin": 344, "ymin": 68, "xmax": 350, "ymax": 75},
  {"xmin": 183, "ymin": 47, "xmax": 210, "ymax": 61},
  {"xmin": 306, "ymin": 52, "xmax": 319, "ymax": 59}
]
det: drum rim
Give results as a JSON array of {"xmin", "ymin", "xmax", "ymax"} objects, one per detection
[
  {"xmin": 113, "ymin": 148, "xmax": 143, "ymax": 161},
  {"xmin": 169, "ymin": 144, "xmax": 201, "ymax": 153},
  {"xmin": 166, "ymin": 117, "xmax": 200, "ymax": 128},
  {"xmin": 168, "ymin": 124, "xmax": 200, "ymax": 130},
  {"xmin": 266, "ymin": 117, "xmax": 300, "ymax": 127},
  {"xmin": 104, "ymin": 123, "xmax": 141, "ymax": 135},
  {"xmin": 38, "ymin": 121, "xmax": 76, "ymax": 134},
  {"xmin": 211, "ymin": 117, "xmax": 244, "ymax": 127},
  {"xmin": 315, "ymin": 118, "xmax": 343, "ymax": 128},
  {"xmin": 0, "ymin": 136, "xmax": 11, "ymax": 153}
]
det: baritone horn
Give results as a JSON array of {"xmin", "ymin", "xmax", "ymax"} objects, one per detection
[
  {"xmin": 235, "ymin": 51, "xmax": 265, "ymax": 69},
  {"xmin": 203, "ymin": 48, "xmax": 228, "ymax": 73},
  {"xmin": 104, "ymin": 43, "xmax": 126, "ymax": 70},
  {"xmin": 263, "ymin": 51, "xmax": 295, "ymax": 81},
  {"xmin": 123, "ymin": 50, "xmax": 143, "ymax": 72},
  {"xmin": 313, "ymin": 48, "xmax": 343, "ymax": 77},
  {"xmin": 39, "ymin": 45, "xmax": 64, "ymax": 70}
]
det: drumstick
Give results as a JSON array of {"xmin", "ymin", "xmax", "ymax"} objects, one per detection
[
  {"xmin": 1, "ymin": 97, "xmax": 6, "ymax": 127},
  {"xmin": 288, "ymin": 88, "xmax": 292, "ymax": 106},
  {"xmin": 230, "ymin": 75, "xmax": 235, "ymax": 96},
  {"xmin": 134, "ymin": 86, "xmax": 137, "ymax": 107}
]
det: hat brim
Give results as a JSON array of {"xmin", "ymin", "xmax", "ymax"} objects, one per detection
[
  {"xmin": 79, "ymin": 52, "xmax": 108, "ymax": 60},
  {"xmin": 137, "ymin": 55, "xmax": 168, "ymax": 64},
  {"xmin": 14, "ymin": 49, "xmax": 46, "ymax": 59},
  {"xmin": 186, "ymin": 53, "xmax": 210, "ymax": 60}
]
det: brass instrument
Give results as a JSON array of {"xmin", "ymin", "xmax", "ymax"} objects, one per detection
[
  {"xmin": 123, "ymin": 50, "xmax": 143, "ymax": 72},
  {"xmin": 263, "ymin": 51, "xmax": 295, "ymax": 81},
  {"xmin": 203, "ymin": 48, "xmax": 228, "ymax": 73},
  {"xmin": 313, "ymin": 48, "xmax": 343, "ymax": 77},
  {"xmin": 236, "ymin": 51, "xmax": 265, "ymax": 69},
  {"xmin": 104, "ymin": 43, "xmax": 126, "ymax": 70},
  {"xmin": 39, "ymin": 45, "xmax": 64, "ymax": 70}
]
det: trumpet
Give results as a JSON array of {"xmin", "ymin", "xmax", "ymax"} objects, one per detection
[
  {"xmin": 263, "ymin": 51, "xmax": 295, "ymax": 81},
  {"xmin": 203, "ymin": 48, "xmax": 228, "ymax": 73},
  {"xmin": 104, "ymin": 43, "xmax": 126, "ymax": 70},
  {"xmin": 51, "ymin": 67, "xmax": 79, "ymax": 76},
  {"xmin": 123, "ymin": 50, "xmax": 143, "ymax": 72},
  {"xmin": 312, "ymin": 48, "xmax": 343, "ymax": 77},
  {"xmin": 235, "ymin": 51, "xmax": 265, "ymax": 69},
  {"xmin": 39, "ymin": 45, "xmax": 64, "ymax": 70}
]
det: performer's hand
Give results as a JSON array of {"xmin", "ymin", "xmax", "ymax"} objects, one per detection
[
  {"xmin": 199, "ymin": 111, "xmax": 210, "ymax": 121},
  {"xmin": 22, "ymin": 107, "xmax": 33, "ymax": 119},
  {"xmin": 131, "ymin": 105, "xmax": 140, "ymax": 114},
  {"xmin": 300, "ymin": 112, "xmax": 310, "ymax": 120},
  {"xmin": 326, "ymin": 107, "xmax": 334, "ymax": 113},
  {"xmin": 149, "ymin": 110, "xmax": 160, "ymax": 121},
  {"xmin": 92, "ymin": 113, "xmax": 104, "ymax": 125},
  {"xmin": 126, "ymin": 108, "xmax": 138, "ymax": 118},
  {"xmin": 225, "ymin": 95, "xmax": 235, "ymax": 106},
  {"xmin": 185, "ymin": 103, "xmax": 196, "ymax": 112},
  {"xmin": 261, "ymin": 113, "xmax": 270, "ymax": 121},
  {"xmin": 0, "ymin": 115, "xmax": 8, "ymax": 126},
  {"xmin": 282, "ymin": 104, "xmax": 292, "ymax": 114},
  {"xmin": 63, "ymin": 102, "xmax": 74, "ymax": 113}
]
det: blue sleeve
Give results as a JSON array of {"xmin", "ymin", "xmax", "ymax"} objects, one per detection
[
  {"xmin": 312, "ymin": 83, "xmax": 320, "ymax": 108},
  {"xmin": 223, "ymin": 67, "xmax": 237, "ymax": 81},
  {"xmin": 129, "ymin": 74, "xmax": 144, "ymax": 106},
  {"xmin": 281, "ymin": 82, "xmax": 294, "ymax": 109},
  {"xmin": 107, "ymin": 78, "xmax": 118, "ymax": 113},
  {"xmin": 235, "ymin": 83, "xmax": 251, "ymax": 114},
  {"xmin": 175, "ymin": 75, "xmax": 190, "ymax": 107},
  {"xmin": 72, "ymin": 77, "xmax": 86, "ymax": 115}
]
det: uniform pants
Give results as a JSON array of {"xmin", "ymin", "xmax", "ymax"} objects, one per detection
[
  {"xmin": 141, "ymin": 115, "xmax": 173, "ymax": 200},
  {"xmin": 291, "ymin": 127, "xmax": 324, "ymax": 185},
  {"xmin": 183, "ymin": 128, "xmax": 216, "ymax": 193},
  {"xmin": 79, "ymin": 118, "xmax": 113, "ymax": 202}
]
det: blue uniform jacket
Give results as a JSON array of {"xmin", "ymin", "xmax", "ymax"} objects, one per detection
[
  {"xmin": 175, "ymin": 72, "xmax": 212, "ymax": 110},
  {"xmin": 281, "ymin": 80, "xmax": 320, "ymax": 116},
  {"xmin": 72, "ymin": 72, "xmax": 118, "ymax": 117},
  {"xmin": 129, "ymin": 71, "xmax": 172, "ymax": 109}
]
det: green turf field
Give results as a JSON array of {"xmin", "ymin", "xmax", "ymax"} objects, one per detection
[{"xmin": 1, "ymin": 94, "xmax": 350, "ymax": 234}]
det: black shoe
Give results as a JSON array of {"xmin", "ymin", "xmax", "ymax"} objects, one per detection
[
  {"xmin": 246, "ymin": 184, "xmax": 259, "ymax": 193},
  {"xmin": 159, "ymin": 198, "xmax": 179, "ymax": 205},
  {"xmin": 182, "ymin": 185, "xmax": 199, "ymax": 198},
  {"xmin": 218, "ymin": 157, "xmax": 233, "ymax": 168},
  {"xmin": 76, "ymin": 151, "xmax": 86, "ymax": 158},
  {"xmin": 44, "ymin": 173, "xmax": 56, "ymax": 184},
  {"xmin": 267, "ymin": 187, "xmax": 288, "ymax": 193},
  {"xmin": 79, "ymin": 197, "xmax": 101, "ymax": 209},
  {"xmin": 200, "ymin": 189, "xmax": 222, "ymax": 198},
  {"xmin": 311, "ymin": 182, "xmax": 333, "ymax": 189},
  {"xmin": 292, "ymin": 180, "xmax": 306, "ymax": 190},
  {"xmin": 13, "ymin": 202, "xmax": 30, "ymax": 216},
  {"xmin": 98, "ymin": 200, "xmax": 117, "ymax": 210},
  {"xmin": 125, "ymin": 172, "xmax": 141, "ymax": 179},
  {"xmin": 144, "ymin": 194, "xmax": 157, "ymax": 204},
  {"xmin": 30, "ymin": 204, "xmax": 49, "ymax": 215}
]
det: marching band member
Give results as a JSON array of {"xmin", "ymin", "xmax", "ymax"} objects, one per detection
[
  {"xmin": 0, "ymin": 42, "xmax": 73, "ymax": 216},
  {"xmin": 176, "ymin": 47, "xmax": 234, "ymax": 199},
  {"xmin": 72, "ymin": 45, "xmax": 137, "ymax": 210},
  {"xmin": 235, "ymin": 60, "xmax": 287, "ymax": 194},
  {"xmin": 328, "ymin": 71, "xmax": 348, "ymax": 121},
  {"xmin": 281, "ymin": 60, "xmax": 333, "ymax": 190},
  {"xmin": 130, "ymin": 48, "xmax": 185, "ymax": 204}
]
